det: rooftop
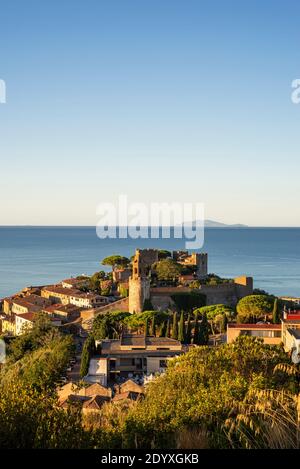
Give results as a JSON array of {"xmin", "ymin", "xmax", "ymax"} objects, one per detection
[
  {"xmin": 16, "ymin": 312, "xmax": 37, "ymax": 322},
  {"xmin": 228, "ymin": 323, "xmax": 281, "ymax": 329},
  {"xmin": 287, "ymin": 328, "xmax": 300, "ymax": 340},
  {"xmin": 98, "ymin": 334, "xmax": 183, "ymax": 357},
  {"xmin": 42, "ymin": 285, "xmax": 102, "ymax": 300}
]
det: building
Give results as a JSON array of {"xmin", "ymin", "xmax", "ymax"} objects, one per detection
[
  {"xmin": 61, "ymin": 277, "xmax": 90, "ymax": 289},
  {"xmin": 43, "ymin": 303, "xmax": 82, "ymax": 322},
  {"xmin": 87, "ymin": 334, "xmax": 183, "ymax": 386},
  {"xmin": 0, "ymin": 313, "xmax": 16, "ymax": 335},
  {"xmin": 128, "ymin": 249, "xmax": 253, "ymax": 313},
  {"xmin": 10, "ymin": 294, "xmax": 52, "ymax": 315},
  {"xmin": 15, "ymin": 313, "xmax": 37, "ymax": 335},
  {"xmin": 3, "ymin": 297, "xmax": 14, "ymax": 314},
  {"xmin": 41, "ymin": 285, "xmax": 109, "ymax": 308},
  {"xmin": 15, "ymin": 312, "xmax": 62, "ymax": 336},
  {"xmin": 173, "ymin": 250, "xmax": 208, "ymax": 278},
  {"xmin": 118, "ymin": 378, "xmax": 144, "ymax": 395},
  {"xmin": 11, "ymin": 299, "xmax": 42, "ymax": 315},
  {"xmin": 112, "ymin": 391, "xmax": 141, "ymax": 402},
  {"xmin": 112, "ymin": 268, "xmax": 131, "ymax": 283},
  {"xmin": 57, "ymin": 382, "xmax": 112, "ymax": 403},
  {"xmin": 227, "ymin": 323, "xmax": 282, "ymax": 345},
  {"xmin": 281, "ymin": 312, "xmax": 300, "ymax": 354}
]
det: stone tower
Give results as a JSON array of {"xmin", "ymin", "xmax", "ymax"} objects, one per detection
[
  {"xmin": 192, "ymin": 253, "xmax": 208, "ymax": 278},
  {"xmin": 172, "ymin": 251, "xmax": 208, "ymax": 279},
  {"xmin": 128, "ymin": 249, "xmax": 158, "ymax": 313}
]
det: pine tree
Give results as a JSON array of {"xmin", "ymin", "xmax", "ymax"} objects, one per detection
[
  {"xmin": 165, "ymin": 319, "xmax": 171, "ymax": 338},
  {"xmin": 193, "ymin": 312, "xmax": 199, "ymax": 345},
  {"xmin": 185, "ymin": 313, "xmax": 192, "ymax": 344},
  {"xmin": 272, "ymin": 298, "xmax": 280, "ymax": 324},
  {"xmin": 178, "ymin": 311, "xmax": 185, "ymax": 343},
  {"xmin": 172, "ymin": 312, "xmax": 178, "ymax": 340}
]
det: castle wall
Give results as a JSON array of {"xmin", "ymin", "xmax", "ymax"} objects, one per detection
[
  {"xmin": 149, "ymin": 277, "xmax": 253, "ymax": 310},
  {"xmin": 81, "ymin": 297, "xmax": 129, "ymax": 321}
]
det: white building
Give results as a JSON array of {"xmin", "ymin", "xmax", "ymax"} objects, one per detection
[{"xmin": 87, "ymin": 334, "xmax": 183, "ymax": 386}]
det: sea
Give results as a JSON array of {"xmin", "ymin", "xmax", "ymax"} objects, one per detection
[{"xmin": 0, "ymin": 226, "xmax": 299, "ymax": 299}]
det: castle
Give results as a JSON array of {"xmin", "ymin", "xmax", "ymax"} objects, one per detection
[{"xmin": 128, "ymin": 249, "xmax": 253, "ymax": 313}]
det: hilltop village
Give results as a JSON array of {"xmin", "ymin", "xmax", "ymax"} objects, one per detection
[
  {"xmin": 1, "ymin": 248, "xmax": 253, "ymax": 336},
  {"xmin": 1, "ymin": 247, "xmax": 300, "ymax": 447}
]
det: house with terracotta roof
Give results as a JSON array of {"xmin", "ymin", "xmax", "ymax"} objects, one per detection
[
  {"xmin": 118, "ymin": 378, "xmax": 144, "ymax": 395},
  {"xmin": 112, "ymin": 391, "xmax": 141, "ymax": 402},
  {"xmin": 227, "ymin": 323, "xmax": 282, "ymax": 345},
  {"xmin": 1, "ymin": 313, "xmax": 16, "ymax": 335},
  {"xmin": 15, "ymin": 312, "xmax": 39, "ymax": 335},
  {"xmin": 57, "ymin": 382, "xmax": 112, "ymax": 404},
  {"xmin": 43, "ymin": 303, "xmax": 82, "ymax": 322},
  {"xmin": 15, "ymin": 312, "xmax": 62, "ymax": 336},
  {"xmin": 61, "ymin": 277, "xmax": 90, "ymax": 290},
  {"xmin": 41, "ymin": 285, "xmax": 109, "ymax": 309}
]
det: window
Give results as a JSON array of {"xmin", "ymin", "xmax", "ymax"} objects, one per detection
[
  {"xmin": 159, "ymin": 360, "xmax": 167, "ymax": 368},
  {"xmin": 136, "ymin": 358, "xmax": 143, "ymax": 369},
  {"xmin": 120, "ymin": 358, "xmax": 135, "ymax": 367},
  {"xmin": 241, "ymin": 329, "xmax": 281, "ymax": 338},
  {"xmin": 109, "ymin": 360, "xmax": 116, "ymax": 370}
]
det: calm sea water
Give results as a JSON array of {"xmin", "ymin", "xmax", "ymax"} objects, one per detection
[{"xmin": 0, "ymin": 227, "xmax": 299, "ymax": 298}]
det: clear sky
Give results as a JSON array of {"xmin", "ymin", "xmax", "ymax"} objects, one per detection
[{"xmin": 0, "ymin": 0, "xmax": 299, "ymax": 226}]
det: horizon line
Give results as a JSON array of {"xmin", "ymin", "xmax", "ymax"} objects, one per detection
[{"xmin": 1, "ymin": 225, "xmax": 300, "ymax": 229}]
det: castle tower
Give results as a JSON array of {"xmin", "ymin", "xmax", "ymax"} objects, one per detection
[
  {"xmin": 172, "ymin": 250, "xmax": 208, "ymax": 279},
  {"xmin": 128, "ymin": 249, "xmax": 158, "ymax": 313},
  {"xmin": 193, "ymin": 253, "xmax": 208, "ymax": 279}
]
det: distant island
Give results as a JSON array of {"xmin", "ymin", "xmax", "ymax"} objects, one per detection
[
  {"xmin": 204, "ymin": 219, "xmax": 248, "ymax": 228},
  {"xmin": 179, "ymin": 219, "xmax": 248, "ymax": 228}
]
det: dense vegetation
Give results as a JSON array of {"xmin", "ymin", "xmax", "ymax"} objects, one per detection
[
  {"xmin": 2, "ymin": 289, "xmax": 300, "ymax": 449},
  {"xmin": 1, "ymin": 323, "xmax": 300, "ymax": 449},
  {"xmin": 1, "ymin": 314, "xmax": 74, "ymax": 390}
]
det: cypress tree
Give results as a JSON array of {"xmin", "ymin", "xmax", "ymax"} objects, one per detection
[
  {"xmin": 80, "ymin": 335, "xmax": 95, "ymax": 378},
  {"xmin": 272, "ymin": 298, "xmax": 280, "ymax": 324},
  {"xmin": 172, "ymin": 312, "xmax": 178, "ymax": 340},
  {"xmin": 178, "ymin": 311, "xmax": 185, "ymax": 343},
  {"xmin": 198, "ymin": 312, "xmax": 209, "ymax": 345},
  {"xmin": 144, "ymin": 318, "xmax": 150, "ymax": 336},
  {"xmin": 193, "ymin": 312, "xmax": 199, "ymax": 345},
  {"xmin": 165, "ymin": 319, "xmax": 171, "ymax": 338},
  {"xmin": 150, "ymin": 316, "xmax": 156, "ymax": 336},
  {"xmin": 142, "ymin": 299, "xmax": 153, "ymax": 311},
  {"xmin": 159, "ymin": 321, "xmax": 167, "ymax": 337},
  {"xmin": 221, "ymin": 313, "xmax": 228, "ymax": 333},
  {"xmin": 185, "ymin": 313, "xmax": 192, "ymax": 344}
]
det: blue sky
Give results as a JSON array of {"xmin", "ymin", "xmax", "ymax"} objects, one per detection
[{"xmin": 0, "ymin": 0, "xmax": 299, "ymax": 226}]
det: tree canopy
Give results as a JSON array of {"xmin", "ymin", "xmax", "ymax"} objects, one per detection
[
  {"xmin": 171, "ymin": 291, "xmax": 206, "ymax": 313},
  {"xmin": 236, "ymin": 295, "xmax": 275, "ymax": 323},
  {"xmin": 153, "ymin": 259, "xmax": 183, "ymax": 281},
  {"xmin": 101, "ymin": 255, "xmax": 130, "ymax": 269},
  {"xmin": 158, "ymin": 250, "xmax": 172, "ymax": 260}
]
